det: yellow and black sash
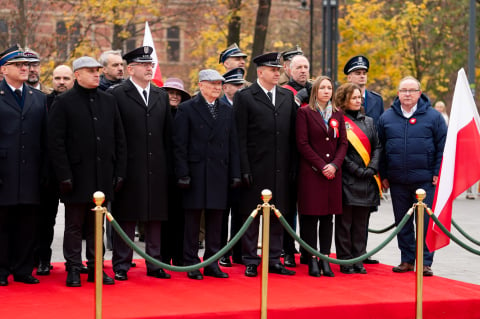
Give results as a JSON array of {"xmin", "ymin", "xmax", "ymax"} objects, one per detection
[{"xmin": 344, "ymin": 116, "xmax": 382, "ymax": 196}]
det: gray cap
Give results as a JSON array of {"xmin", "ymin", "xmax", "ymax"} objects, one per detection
[
  {"xmin": 73, "ymin": 56, "xmax": 103, "ymax": 72},
  {"xmin": 198, "ymin": 69, "xmax": 225, "ymax": 82}
]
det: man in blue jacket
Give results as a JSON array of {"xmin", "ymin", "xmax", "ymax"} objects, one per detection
[{"xmin": 377, "ymin": 76, "xmax": 447, "ymax": 276}]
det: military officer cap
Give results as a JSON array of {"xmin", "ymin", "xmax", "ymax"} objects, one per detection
[
  {"xmin": 253, "ymin": 52, "xmax": 282, "ymax": 68},
  {"xmin": 218, "ymin": 43, "xmax": 247, "ymax": 64},
  {"xmin": 281, "ymin": 45, "xmax": 303, "ymax": 62},
  {"xmin": 123, "ymin": 46, "xmax": 154, "ymax": 64},
  {"xmin": 23, "ymin": 48, "xmax": 40, "ymax": 62},
  {"xmin": 343, "ymin": 55, "xmax": 369, "ymax": 75},
  {"xmin": 222, "ymin": 67, "xmax": 245, "ymax": 85},
  {"xmin": 0, "ymin": 44, "xmax": 29, "ymax": 67}
]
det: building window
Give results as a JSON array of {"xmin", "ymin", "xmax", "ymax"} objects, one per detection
[
  {"xmin": 167, "ymin": 26, "xmax": 180, "ymax": 62},
  {"xmin": 56, "ymin": 20, "xmax": 68, "ymax": 60}
]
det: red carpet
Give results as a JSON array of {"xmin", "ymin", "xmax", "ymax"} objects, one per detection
[{"xmin": 1, "ymin": 257, "xmax": 480, "ymax": 319}]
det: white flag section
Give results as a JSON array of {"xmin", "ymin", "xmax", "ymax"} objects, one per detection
[
  {"xmin": 143, "ymin": 21, "xmax": 163, "ymax": 87},
  {"xmin": 426, "ymin": 68, "xmax": 480, "ymax": 251}
]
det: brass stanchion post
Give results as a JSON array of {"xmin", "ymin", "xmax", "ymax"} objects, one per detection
[
  {"xmin": 92, "ymin": 191, "xmax": 106, "ymax": 319},
  {"xmin": 260, "ymin": 189, "xmax": 272, "ymax": 319},
  {"xmin": 415, "ymin": 188, "xmax": 426, "ymax": 319}
]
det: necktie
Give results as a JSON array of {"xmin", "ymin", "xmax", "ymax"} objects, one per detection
[
  {"xmin": 142, "ymin": 90, "xmax": 148, "ymax": 106},
  {"xmin": 208, "ymin": 103, "xmax": 218, "ymax": 119},
  {"xmin": 15, "ymin": 89, "xmax": 22, "ymax": 100},
  {"xmin": 267, "ymin": 91, "xmax": 273, "ymax": 102}
]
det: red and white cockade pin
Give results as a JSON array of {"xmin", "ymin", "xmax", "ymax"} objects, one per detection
[
  {"xmin": 409, "ymin": 118, "xmax": 416, "ymax": 125},
  {"xmin": 329, "ymin": 118, "xmax": 339, "ymax": 138}
]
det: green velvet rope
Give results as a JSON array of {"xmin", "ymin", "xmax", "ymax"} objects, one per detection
[
  {"xmin": 107, "ymin": 209, "xmax": 258, "ymax": 272},
  {"xmin": 276, "ymin": 206, "xmax": 414, "ymax": 265},
  {"xmin": 368, "ymin": 223, "xmax": 395, "ymax": 234},
  {"xmin": 451, "ymin": 219, "xmax": 480, "ymax": 246},
  {"xmin": 427, "ymin": 208, "xmax": 480, "ymax": 255}
]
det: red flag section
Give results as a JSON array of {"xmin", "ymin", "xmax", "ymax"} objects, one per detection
[
  {"xmin": 426, "ymin": 68, "xmax": 480, "ymax": 251},
  {"xmin": 143, "ymin": 21, "xmax": 163, "ymax": 87}
]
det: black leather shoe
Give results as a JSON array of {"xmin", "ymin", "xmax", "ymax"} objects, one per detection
[
  {"xmin": 36, "ymin": 263, "xmax": 51, "ymax": 276},
  {"xmin": 363, "ymin": 257, "xmax": 379, "ymax": 264},
  {"xmin": 80, "ymin": 265, "xmax": 89, "ymax": 274},
  {"xmin": 187, "ymin": 270, "xmax": 203, "ymax": 280},
  {"xmin": 299, "ymin": 254, "xmax": 308, "ymax": 265},
  {"xmin": 308, "ymin": 257, "xmax": 320, "ymax": 277},
  {"xmin": 353, "ymin": 264, "xmax": 367, "ymax": 274},
  {"xmin": 131, "ymin": 262, "xmax": 137, "ymax": 268},
  {"xmin": 87, "ymin": 270, "xmax": 115, "ymax": 285},
  {"xmin": 269, "ymin": 263, "xmax": 295, "ymax": 275},
  {"xmin": 245, "ymin": 264, "xmax": 258, "ymax": 277},
  {"xmin": 147, "ymin": 269, "xmax": 171, "ymax": 279},
  {"xmin": 66, "ymin": 270, "xmax": 81, "ymax": 287},
  {"xmin": 204, "ymin": 267, "xmax": 229, "ymax": 278},
  {"xmin": 319, "ymin": 259, "xmax": 335, "ymax": 277},
  {"xmin": 114, "ymin": 270, "xmax": 128, "ymax": 281},
  {"xmin": 284, "ymin": 254, "xmax": 296, "ymax": 267},
  {"xmin": 14, "ymin": 274, "xmax": 40, "ymax": 284},
  {"xmin": 0, "ymin": 275, "xmax": 8, "ymax": 286},
  {"xmin": 340, "ymin": 265, "xmax": 355, "ymax": 274},
  {"xmin": 219, "ymin": 256, "xmax": 232, "ymax": 267}
]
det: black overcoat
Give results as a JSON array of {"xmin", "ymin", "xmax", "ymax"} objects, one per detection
[
  {"xmin": 48, "ymin": 81, "xmax": 127, "ymax": 204},
  {"xmin": 109, "ymin": 80, "xmax": 172, "ymax": 221},
  {"xmin": 0, "ymin": 81, "xmax": 47, "ymax": 205},
  {"xmin": 342, "ymin": 112, "xmax": 382, "ymax": 207},
  {"xmin": 233, "ymin": 82, "xmax": 297, "ymax": 215},
  {"xmin": 173, "ymin": 93, "xmax": 240, "ymax": 210}
]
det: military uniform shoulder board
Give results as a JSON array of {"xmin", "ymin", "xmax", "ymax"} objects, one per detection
[{"xmin": 369, "ymin": 90, "xmax": 382, "ymax": 98}]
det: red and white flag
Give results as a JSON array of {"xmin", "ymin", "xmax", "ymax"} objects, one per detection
[
  {"xmin": 426, "ymin": 68, "xmax": 480, "ymax": 251},
  {"xmin": 143, "ymin": 21, "xmax": 163, "ymax": 87}
]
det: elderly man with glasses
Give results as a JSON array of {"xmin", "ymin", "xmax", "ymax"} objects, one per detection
[
  {"xmin": 0, "ymin": 45, "xmax": 47, "ymax": 286},
  {"xmin": 377, "ymin": 76, "xmax": 447, "ymax": 277}
]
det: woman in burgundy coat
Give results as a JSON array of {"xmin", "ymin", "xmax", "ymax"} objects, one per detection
[{"xmin": 296, "ymin": 76, "xmax": 348, "ymax": 277}]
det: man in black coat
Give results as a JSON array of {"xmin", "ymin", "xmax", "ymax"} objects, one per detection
[
  {"xmin": 35, "ymin": 65, "xmax": 75, "ymax": 276},
  {"xmin": 109, "ymin": 46, "xmax": 172, "ymax": 281},
  {"xmin": 173, "ymin": 69, "xmax": 241, "ymax": 280},
  {"xmin": 0, "ymin": 45, "xmax": 47, "ymax": 286},
  {"xmin": 233, "ymin": 52, "xmax": 297, "ymax": 277},
  {"xmin": 48, "ymin": 56, "xmax": 127, "ymax": 287}
]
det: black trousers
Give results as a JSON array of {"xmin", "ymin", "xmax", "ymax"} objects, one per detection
[
  {"xmin": 63, "ymin": 203, "xmax": 104, "ymax": 271},
  {"xmin": 299, "ymin": 214, "xmax": 333, "ymax": 256},
  {"xmin": 113, "ymin": 220, "xmax": 162, "ymax": 272},
  {"xmin": 335, "ymin": 205, "xmax": 369, "ymax": 262},
  {"xmin": 183, "ymin": 209, "xmax": 223, "ymax": 269},
  {"xmin": 220, "ymin": 188, "xmax": 242, "ymax": 261},
  {"xmin": 0, "ymin": 205, "xmax": 37, "ymax": 277},
  {"xmin": 161, "ymin": 181, "xmax": 184, "ymax": 266},
  {"xmin": 35, "ymin": 185, "xmax": 59, "ymax": 265},
  {"xmin": 241, "ymin": 212, "xmax": 283, "ymax": 266}
]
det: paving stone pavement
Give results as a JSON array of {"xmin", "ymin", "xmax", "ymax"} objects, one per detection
[{"xmin": 50, "ymin": 191, "xmax": 480, "ymax": 284}]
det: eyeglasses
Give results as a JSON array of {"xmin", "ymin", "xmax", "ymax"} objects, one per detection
[
  {"xmin": 5, "ymin": 62, "xmax": 30, "ymax": 68},
  {"xmin": 399, "ymin": 89, "xmax": 420, "ymax": 94},
  {"xmin": 130, "ymin": 62, "xmax": 155, "ymax": 68},
  {"xmin": 29, "ymin": 62, "xmax": 40, "ymax": 68}
]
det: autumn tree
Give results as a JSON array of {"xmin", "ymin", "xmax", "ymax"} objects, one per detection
[{"xmin": 338, "ymin": 0, "xmax": 475, "ymax": 107}]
